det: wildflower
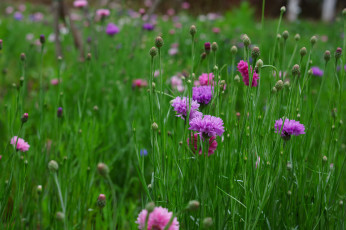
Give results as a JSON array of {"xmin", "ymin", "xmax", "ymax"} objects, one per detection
[
  {"xmin": 143, "ymin": 23, "xmax": 155, "ymax": 31},
  {"xmin": 132, "ymin": 79, "xmax": 148, "ymax": 89},
  {"xmin": 14, "ymin": 12, "xmax": 23, "ymax": 21},
  {"xmin": 168, "ymin": 44, "xmax": 179, "ymax": 56},
  {"xmin": 189, "ymin": 115, "xmax": 224, "ymax": 138},
  {"xmin": 136, "ymin": 206, "xmax": 179, "ymax": 230},
  {"xmin": 190, "ymin": 25, "xmax": 197, "ymax": 36},
  {"xmin": 21, "ymin": 113, "xmax": 29, "ymax": 123},
  {"xmin": 203, "ymin": 217, "xmax": 213, "ymax": 228},
  {"xmin": 48, "ymin": 160, "xmax": 59, "ymax": 172},
  {"xmin": 96, "ymin": 9, "xmax": 110, "ymax": 18},
  {"xmin": 274, "ymin": 118, "xmax": 305, "ymax": 140},
  {"xmin": 237, "ymin": 60, "xmax": 260, "ymax": 87},
  {"xmin": 171, "ymin": 97, "xmax": 201, "ymax": 120},
  {"xmin": 140, "ymin": 149, "xmax": 148, "ymax": 156},
  {"xmin": 182, "ymin": 2, "xmax": 190, "ymax": 9},
  {"xmin": 73, "ymin": 0, "xmax": 88, "ymax": 8},
  {"xmin": 212, "ymin": 27, "xmax": 220, "ymax": 34},
  {"xmin": 106, "ymin": 23, "xmax": 120, "ymax": 36},
  {"xmin": 57, "ymin": 107, "xmax": 63, "ymax": 118},
  {"xmin": 204, "ymin": 42, "xmax": 211, "ymax": 54},
  {"xmin": 188, "ymin": 133, "xmax": 218, "ymax": 156},
  {"xmin": 10, "ymin": 136, "xmax": 30, "ymax": 152},
  {"xmin": 192, "ymin": 86, "xmax": 213, "ymax": 104},
  {"xmin": 335, "ymin": 47, "xmax": 342, "ymax": 60},
  {"xmin": 311, "ymin": 66, "xmax": 324, "ymax": 76},
  {"xmin": 198, "ymin": 73, "xmax": 214, "ymax": 86},
  {"xmin": 51, "ymin": 78, "xmax": 60, "ymax": 85},
  {"xmin": 170, "ymin": 76, "xmax": 184, "ymax": 92},
  {"xmin": 97, "ymin": 194, "xmax": 106, "ymax": 208},
  {"xmin": 324, "ymin": 50, "xmax": 331, "ymax": 63}
]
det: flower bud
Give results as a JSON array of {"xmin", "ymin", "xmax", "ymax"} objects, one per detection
[
  {"xmin": 242, "ymin": 35, "xmax": 251, "ymax": 47},
  {"xmin": 37, "ymin": 185, "xmax": 42, "ymax": 194},
  {"xmin": 97, "ymin": 194, "xmax": 106, "ymax": 208},
  {"xmin": 343, "ymin": 8, "xmax": 346, "ymax": 17},
  {"xmin": 203, "ymin": 217, "xmax": 213, "ymax": 228},
  {"xmin": 251, "ymin": 46, "xmax": 260, "ymax": 59},
  {"xmin": 284, "ymin": 81, "xmax": 290, "ymax": 88},
  {"xmin": 335, "ymin": 47, "xmax": 342, "ymax": 60},
  {"xmin": 201, "ymin": 52, "xmax": 207, "ymax": 60},
  {"xmin": 145, "ymin": 202, "xmax": 155, "ymax": 213},
  {"xmin": 294, "ymin": 34, "xmax": 300, "ymax": 41},
  {"xmin": 48, "ymin": 160, "xmax": 59, "ymax": 172},
  {"xmin": 86, "ymin": 53, "xmax": 92, "ymax": 61},
  {"xmin": 56, "ymin": 212, "xmax": 65, "ymax": 222},
  {"xmin": 57, "ymin": 107, "xmax": 63, "ymax": 118},
  {"xmin": 256, "ymin": 59, "xmax": 263, "ymax": 68},
  {"xmin": 152, "ymin": 122, "xmax": 158, "ymax": 130},
  {"xmin": 287, "ymin": 190, "xmax": 292, "ymax": 196},
  {"xmin": 323, "ymin": 155, "xmax": 328, "ymax": 162},
  {"xmin": 20, "ymin": 53, "xmax": 26, "ymax": 61},
  {"xmin": 282, "ymin": 30, "xmax": 289, "ymax": 40},
  {"xmin": 39, "ymin": 35, "xmax": 45, "ymax": 45},
  {"xmin": 280, "ymin": 6, "xmax": 286, "ymax": 13},
  {"xmin": 271, "ymin": 87, "xmax": 277, "ymax": 94},
  {"xmin": 155, "ymin": 36, "xmax": 164, "ymax": 48},
  {"xmin": 234, "ymin": 75, "xmax": 240, "ymax": 83},
  {"xmin": 204, "ymin": 42, "xmax": 211, "ymax": 54},
  {"xmin": 97, "ymin": 162, "xmax": 109, "ymax": 176},
  {"xmin": 310, "ymin": 36, "xmax": 317, "ymax": 47},
  {"xmin": 324, "ymin": 50, "xmax": 331, "ymax": 63},
  {"xmin": 276, "ymin": 34, "xmax": 281, "ymax": 40},
  {"xmin": 187, "ymin": 200, "xmax": 200, "ymax": 211},
  {"xmin": 286, "ymin": 162, "xmax": 292, "ymax": 170},
  {"xmin": 21, "ymin": 113, "xmax": 29, "ymax": 123},
  {"xmin": 275, "ymin": 80, "xmax": 284, "ymax": 91},
  {"xmin": 292, "ymin": 64, "xmax": 300, "ymax": 76},
  {"xmin": 300, "ymin": 47, "xmax": 307, "ymax": 57},
  {"xmin": 231, "ymin": 45, "xmax": 237, "ymax": 55},
  {"xmin": 211, "ymin": 42, "xmax": 218, "ymax": 52},
  {"xmin": 0, "ymin": 39, "xmax": 2, "ymax": 50},
  {"xmin": 149, "ymin": 47, "xmax": 157, "ymax": 57},
  {"xmin": 190, "ymin": 25, "xmax": 197, "ymax": 36}
]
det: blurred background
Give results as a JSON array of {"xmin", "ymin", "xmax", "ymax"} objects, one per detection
[{"xmin": 4, "ymin": 0, "xmax": 346, "ymax": 20}]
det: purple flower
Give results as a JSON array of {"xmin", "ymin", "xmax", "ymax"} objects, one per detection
[
  {"xmin": 192, "ymin": 86, "xmax": 213, "ymax": 104},
  {"xmin": 106, "ymin": 23, "xmax": 120, "ymax": 36},
  {"xmin": 140, "ymin": 149, "xmax": 148, "ymax": 156},
  {"xmin": 274, "ymin": 118, "xmax": 305, "ymax": 140},
  {"xmin": 143, "ymin": 23, "xmax": 155, "ymax": 31},
  {"xmin": 311, "ymin": 66, "xmax": 323, "ymax": 77},
  {"xmin": 171, "ymin": 97, "xmax": 202, "ymax": 120},
  {"xmin": 189, "ymin": 115, "xmax": 225, "ymax": 138},
  {"xmin": 14, "ymin": 12, "xmax": 23, "ymax": 20}
]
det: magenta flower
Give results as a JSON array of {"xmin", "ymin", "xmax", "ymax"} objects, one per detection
[
  {"xmin": 171, "ymin": 97, "xmax": 202, "ymax": 120},
  {"xmin": 10, "ymin": 136, "xmax": 30, "ymax": 152},
  {"xmin": 198, "ymin": 73, "xmax": 214, "ymax": 86},
  {"xmin": 237, "ymin": 60, "xmax": 259, "ymax": 87},
  {"xmin": 274, "ymin": 118, "xmax": 305, "ymax": 140},
  {"xmin": 136, "ymin": 206, "xmax": 179, "ymax": 230},
  {"xmin": 189, "ymin": 115, "xmax": 224, "ymax": 138},
  {"xmin": 181, "ymin": 2, "xmax": 190, "ymax": 9},
  {"xmin": 143, "ymin": 23, "xmax": 155, "ymax": 31},
  {"xmin": 132, "ymin": 79, "xmax": 148, "ymax": 89},
  {"xmin": 192, "ymin": 86, "xmax": 213, "ymax": 104},
  {"xmin": 212, "ymin": 27, "xmax": 221, "ymax": 34},
  {"xmin": 51, "ymin": 78, "xmax": 60, "ymax": 85},
  {"xmin": 311, "ymin": 66, "xmax": 324, "ymax": 77},
  {"xmin": 188, "ymin": 133, "xmax": 218, "ymax": 156},
  {"xmin": 96, "ymin": 9, "xmax": 110, "ymax": 18},
  {"xmin": 106, "ymin": 23, "xmax": 120, "ymax": 36},
  {"xmin": 73, "ymin": 0, "xmax": 88, "ymax": 8}
]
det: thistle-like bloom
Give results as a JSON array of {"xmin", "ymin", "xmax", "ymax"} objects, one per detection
[
  {"xmin": 192, "ymin": 86, "xmax": 213, "ymax": 104},
  {"xmin": 73, "ymin": 0, "xmax": 88, "ymax": 8},
  {"xmin": 106, "ymin": 23, "xmax": 120, "ymax": 36},
  {"xmin": 237, "ymin": 60, "xmax": 259, "ymax": 87},
  {"xmin": 189, "ymin": 115, "xmax": 224, "ymax": 138},
  {"xmin": 143, "ymin": 23, "xmax": 155, "ymax": 31},
  {"xmin": 10, "ymin": 136, "xmax": 30, "ymax": 152},
  {"xmin": 188, "ymin": 133, "xmax": 218, "ymax": 156},
  {"xmin": 132, "ymin": 79, "xmax": 148, "ymax": 89},
  {"xmin": 171, "ymin": 97, "xmax": 202, "ymax": 120},
  {"xmin": 311, "ymin": 66, "xmax": 323, "ymax": 76},
  {"xmin": 198, "ymin": 73, "xmax": 214, "ymax": 86},
  {"xmin": 96, "ymin": 9, "xmax": 110, "ymax": 18},
  {"xmin": 136, "ymin": 206, "xmax": 179, "ymax": 230},
  {"xmin": 274, "ymin": 118, "xmax": 305, "ymax": 140}
]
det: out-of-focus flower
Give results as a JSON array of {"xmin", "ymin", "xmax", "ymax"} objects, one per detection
[
  {"xmin": 14, "ymin": 12, "xmax": 23, "ymax": 21},
  {"xmin": 192, "ymin": 86, "xmax": 213, "ymax": 104},
  {"xmin": 106, "ymin": 23, "xmax": 120, "ymax": 36},
  {"xmin": 188, "ymin": 133, "xmax": 218, "ymax": 156},
  {"xmin": 311, "ymin": 66, "xmax": 324, "ymax": 77},
  {"xmin": 182, "ymin": 2, "xmax": 190, "ymax": 9},
  {"xmin": 10, "ymin": 136, "xmax": 30, "ymax": 152},
  {"xmin": 212, "ymin": 27, "xmax": 221, "ymax": 34},
  {"xmin": 143, "ymin": 23, "xmax": 155, "ymax": 31},
  {"xmin": 199, "ymin": 73, "xmax": 214, "ymax": 86},
  {"xmin": 132, "ymin": 79, "xmax": 148, "ymax": 89},
  {"xmin": 237, "ymin": 60, "xmax": 259, "ymax": 87},
  {"xmin": 74, "ymin": 0, "xmax": 88, "ymax": 8},
  {"xmin": 170, "ymin": 76, "xmax": 184, "ymax": 92},
  {"xmin": 140, "ymin": 149, "xmax": 148, "ymax": 156}
]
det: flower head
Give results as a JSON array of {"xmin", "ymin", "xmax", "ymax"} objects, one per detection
[
  {"xmin": 189, "ymin": 115, "xmax": 224, "ymax": 138},
  {"xmin": 311, "ymin": 66, "xmax": 323, "ymax": 77},
  {"xmin": 73, "ymin": 0, "xmax": 88, "ymax": 8},
  {"xmin": 188, "ymin": 133, "xmax": 218, "ymax": 156},
  {"xmin": 51, "ymin": 78, "xmax": 60, "ymax": 85},
  {"xmin": 106, "ymin": 23, "xmax": 120, "ymax": 36},
  {"xmin": 132, "ymin": 79, "xmax": 148, "ymax": 89},
  {"xmin": 171, "ymin": 97, "xmax": 202, "ymax": 120},
  {"xmin": 143, "ymin": 23, "xmax": 155, "ymax": 31},
  {"xmin": 274, "ymin": 118, "xmax": 305, "ymax": 140},
  {"xmin": 198, "ymin": 73, "xmax": 214, "ymax": 86},
  {"xmin": 237, "ymin": 60, "xmax": 259, "ymax": 87},
  {"xmin": 136, "ymin": 206, "xmax": 179, "ymax": 230},
  {"xmin": 170, "ymin": 76, "xmax": 184, "ymax": 92},
  {"xmin": 192, "ymin": 86, "xmax": 213, "ymax": 104},
  {"xmin": 140, "ymin": 149, "xmax": 148, "ymax": 156},
  {"xmin": 10, "ymin": 136, "xmax": 30, "ymax": 152},
  {"xmin": 96, "ymin": 9, "xmax": 110, "ymax": 18}
]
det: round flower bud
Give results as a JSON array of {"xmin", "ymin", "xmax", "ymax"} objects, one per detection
[
  {"xmin": 204, "ymin": 42, "xmax": 211, "ymax": 54},
  {"xmin": 37, "ymin": 185, "xmax": 42, "ymax": 194},
  {"xmin": 21, "ymin": 113, "xmax": 29, "ymax": 123},
  {"xmin": 271, "ymin": 87, "xmax": 277, "ymax": 94},
  {"xmin": 48, "ymin": 160, "xmax": 59, "ymax": 172},
  {"xmin": 211, "ymin": 42, "xmax": 218, "ymax": 52},
  {"xmin": 201, "ymin": 52, "xmax": 207, "ymax": 60},
  {"xmin": 335, "ymin": 47, "xmax": 342, "ymax": 60},
  {"xmin": 152, "ymin": 122, "xmax": 158, "ymax": 130},
  {"xmin": 190, "ymin": 25, "xmax": 197, "ymax": 36},
  {"xmin": 294, "ymin": 34, "xmax": 300, "ymax": 41},
  {"xmin": 343, "ymin": 8, "xmax": 346, "ymax": 17},
  {"xmin": 231, "ymin": 45, "xmax": 238, "ymax": 55},
  {"xmin": 286, "ymin": 162, "xmax": 292, "ymax": 170},
  {"xmin": 251, "ymin": 46, "xmax": 260, "ymax": 59},
  {"xmin": 97, "ymin": 162, "xmax": 109, "ymax": 176},
  {"xmin": 310, "ymin": 36, "xmax": 317, "ymax": 47},
  {"xmin": 187, "ymin": 200, "xmax": 200, "ymax": 211},
  {"xmin": 284, "ymin": 81, "xmax": 290, "ymax": 88},
  {"xmin": 275, "ymin": 80, "xmax": 284, "ymax": 91},
  {"xmin": 308, "ymin": 69, "xmax": 313, "ymax": 75},
  {"xmin": 234, "ymin": 75, "xmax": 240, "ymax": 83},
  {"xmin": 276, "ymin": 34, "xmax": 281, "ymax": 40},
  {"xmin": 300, "ymin": 47, "xmax": 307, "ymax": 57},
  {"xmin": 256, "ymin": 59, "xmax": 263, "ymax": 68},
  {"xmin": 340, "ymin": 200, "xmax": 344, "ymax": 206},
  {"xmin": 292, "ymin": 64, "xmax": 300, "ymax": 76},
  {"xmin": 20, "ymin": 53, "xmax": 26, "ymax": 61},
  {"xmin": 287, "ymin": 190, "xmax": 292, "ymax": 196},
  {"xmin": 282, "ymin": 30, "xmax": 289, "ymax": 40},
  {"xmin": 324, "ymin": 50, "xmax": 331, "ymax": 63},
  {"xmin": 155, "ymin": 36, "xmax": 164, "ymax": 48},
  {"xmin": 97, "ymin": 194, "xmax": 106, "ymax": 208},
  {"xmin": 57, "ymin": 107, "xmax": 63, "ymax": 118},
  {"xmin": 145, "ymin": 202, "xmax": 155, "ymax": 213},
  {"xmin": 203, "ymin": 217, "xmax": 213, "ymax": 228},
  {"xmin": 39, "ymin": 35, "xmax": 45, "ymax": 45},
  {"xmin": 86, "ymin": 53, "xmax": 92, "ymax": 61},
  {"xmin": 242, "ymin": 35, "xmax": 251, "ymax": 47},
  {"xmin": 56, "ymin": 212, "xmax": 65, "ymax": 221},
  {"xmin": 280, "ymin": 6, "xmax": 286, "ymax": 13},
  {"xmin": 323, "ymin": 155, "xmax": 328, "ymax": 162},
  {"xmin": 149, "ymin": 47, "xmax": 157, "ymax": 57}
]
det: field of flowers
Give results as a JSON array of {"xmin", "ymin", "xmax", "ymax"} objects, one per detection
[{"xmin": 0, "ymin": 1, "xmax": 345, "ymax": 229}]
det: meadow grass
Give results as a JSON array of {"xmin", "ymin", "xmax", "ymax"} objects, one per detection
[{"xmin": 0, "ymin": 2, "xmax": 345, "ymax": 229}]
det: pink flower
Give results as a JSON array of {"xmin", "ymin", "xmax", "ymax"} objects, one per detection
[
  {"xmin": 198, "ymin": 73, "xmax": 214, "ymax": 86},
  {"xmin": 51, "ymin": 78, "xmax": 60, "ymax": 85},
  {"xmin": 170, "ymin": 76, "xmax": 184, "ymax": 92},
  {"xmin": 73, "ymin": 0, "xmax": 88, "ymax": 8},
  {"xmin": 136, "ymin": 206, "xmax": 179, "ymax": 230},
  {"xmin": 167, "ymin": 8, "xmax": 175, "ymax": 16},
  {"xmin": 10, "ymin": 136, "xmax": 30, "ymax": 152},
  {"xmin": 0, "ymin": 155, "xmax": 2, "ymax": 160},
  {"xmin": 174, "ymin": 23, "xmax": 182, "ymax": 29},
  {"xmin": 255, "ymin": 156, "xmax": 260, "ymax": 168},
  {"xmin": 169, "ymin": 48, "xmax": 178, "ymax": 56},
  {"xmin": 188, "ymin": 133, "xmax": 218, "ymax": 156},
  {"xmin": 212, "ymin": 27, "xmax": 220, "ymax": 34},
  {"xmin": 237, "ymin": 60, "xmax": 259, "ymax": 87},
  {"xmin": 96, "ymin": 9, "xmax": 110, "ymax": 18},
  {"xmin": 181, "ymin": 2, "xmax": 190, "ymax": 9},
  {"xmin": 169, "ymin": 29, "xmax": 175, "ymax": 35},
  {"xmin": 132, "ymin": 79, "xmax": 148, "ymax": 89}
]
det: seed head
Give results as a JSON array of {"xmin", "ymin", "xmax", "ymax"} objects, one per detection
[
  {"xmin": 149, "ymin": 47, "xmax": 157, "ymax": 57},
  {"xmin": 97, "ymin": 162, "xmax": 109, "ymax": 176},
  {"xmin": 324, "ymin": 50, "xmax": 331, "ymax": 63},
  {"xmin": 155, "ymin": 36, "xmax": 164, "ymax": 48},
  {"xmin": 190, "ymin": 25, "xmax": 197, "ymax": 36},
  {"xmin": 231, "ymin": 45, "xmax": 237, "ymax": 55},
  {"xmin": 211, "ymin": 42, "xmax": 218, "ymax": 52},
  {"xmin": 48, "ymin": 160, "xmax": 59, "ymax": 172},
  {"xmin": 251, "ymin": 46, "xmax": 260, "ymax": 59},
  {"xmin": 300, "ymin": 47, "xmax": 307, "ymax": 57}
]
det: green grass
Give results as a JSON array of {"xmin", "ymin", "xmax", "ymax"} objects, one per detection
[{"xmin": 0, "ymin": 2, "xmax": 345, "ymax": 229}]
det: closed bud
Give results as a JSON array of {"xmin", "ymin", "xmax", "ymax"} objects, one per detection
[
  {"xmin": 292, "ymin": 64, "xmax": 300, "ymax": 76},
  {"xmin": 310, "ymin": 36, "xmax": 317, "ymax": 46},
  {"xmin": 56, "ymin": 212, "xmax": 65, "ymax": 222},
  {"xmin": 155, "ymin": 36, "xmax": 164, "ymax": 48},
  {"xmin": 187, "ymin": 200, "xmax": 200, "ymax": 211},
  {"xmin": 190, "ymin": 25, "xmax": 197, "ymax": 36},
  {"xmin": 343, "ymin": 8, "xmax": 346, "ymax": 17},
  {"xmin": 97, "ymin": 162, "xmax": 109, "ymax": 176},
  {"xmin": 275, "ymin": 80, "xmax": 284, "ymax": 91},
  {"xmin": 256, "ymin": 59, "xmax": 263, "ymax": 68},
  {"xmin": 284, "ymin": 81, "xmax": 290, "ymax": 88},
  {"xmin": 57, "ymin": 107, "xmax": 63, "ymax": 118},
  {"xmin": 21, "ymin": 113, "xmax": 29, "ymax": 123},
  {"xmin": 323, "ymin": 155, "xmax": 328, "ymax": 162},
  {"xmin": 277, "ymin": 34, "xmax": 281, "ymax": 40},
  {"xmin": 286, "ymin": 162, "xmax": 292, "ymax": 170},
  {"xmin": 0, "ymin": 39, "xmax": 2, "ymax": 50},
  {"xmin": 308, "ymin": 69, "xmax": 313, "ymax": 75},
  {"xmin": 211, "ymin": 42, "xmax": 218, "ymax": 52},
  {"xmin": 280, "ymin": 6, "xmax": 286, "ymax": 13},
  {"xmin": 234, "ymin": 75, "xmax": 240, "ymax": 83},
  {"xmin": 48, "ymin": 160, "xmax": 59, "ymax": 172},
  {"xmin": 149, "ymin": 47, "xmax": 157, "ymax": 57},
  {"xmin": 20, "ymin": 53, "xmax": 26, "ymax": 61},
  {"xmin": 287, "ymin": 190, "xmax": 292, "ymax": 196},
  {"xmin": 294, "ymin": 34, "xmax": 300, "ymax": 41},
  {"xmin": 300, "ymin": 47, "xmax": 307, "ymax": 57},
  {"xmin": 203, "ymin": 217, "xmax": 213, "ymax": 228},
  {"xmin": 86, "ymin": 53, "xmax": 92, "ymax": 60},
  {"xmin": 231, "ymin": 45, "xmax": 238, "ymax": 55},
  {"xmin": 242, "ymin": 35, "xmax": 251, "ymax": 47},
  {"xmin": 145, "ymin": 202, "xmax": 155, "ymax": 213},
  {"xmin": 282, "ymin": 30, "xmax": 289, "ymax": 40},
  {"xmin": 271, "ymin": 87, "xmax": 277, "ymax": 94},
  {"xmin": 37, "ymin": 185, "xmax": 42, "ymax": 194},
  {"xmin": 251, "ymin": 46, "xmax": 260, "ymax": 59},
  {"xmin": 39, "ymin": 35, "xmax": 45, "ymax": 45},
  {"xmin": 201, "ymin": 52, "xmax": 207, "ymax": 60},
  {"xmin": 97, "ymin": 194, "xmax": 106, "ymax": 208},
  {"xmin": 324, "ymin": 50, "xmax": 331, "ymax": 63},
  {"xmin": 204, "ymin": 42, "xmax": 211, "ymax": 54},
  {"xmin": 152, "ymin": 122, "xmax": 158, "ymax": 130},
  {"xmin": 335, "ymin": 47, "xmax": 342, "ymax": 60}
]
